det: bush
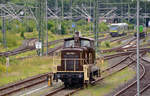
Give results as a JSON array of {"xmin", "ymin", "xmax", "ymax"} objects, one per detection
[
  {"xmin": 6, "ymin": 32, "xmax": 19, "ymax": 47},
  {"xmin": 0, "ymin": 64, "xmax": 6, "ymax": 74},
  {"xmin": 6, "ymin": 22, "xmax": 12, "ymax": 30},
  {"xmin": 47, "ymin": 20, "xmax": 58, "ymax": 34},
  {"xmin": 26, "ymin": 26, "xmax": 33, "ymax": 32},
  {"xmin": 105, "ymin": 41, "xmax": 110, "ymax": 48},
  {"xmin": 99, "ymin": 22, "xmax": 109, "ymax": 32},
  {"xmin": 20, "ymin": 31, "xmax": 25, "ymax": 39},
  {"xmin": 61, "ymin": 23, "xmax": 67, "ymax": 35},
  {"xmin": 48, "ymin": 20, "xmax": 55, "ymax": 30},
  {"xmin": 0, "ymin": 33, "xmax": 2, "ymax": 43},
  {"xmin": 25, "ymin": 20, "xmax": 35, "ymax": 32},
  {"xmin": 128, "ymin": 24, "xmax": 134, "ymax": 30},
  {"xmin": 0, "ymin": 56, "xmax": 6, "ymax": 65},
  {"xmin": 47, "ymin": 20, "xmax": 68, "ymax": 35},
  {"xmin": 0, "ymin": 23, "xmax": 1, "ymax": 30}
]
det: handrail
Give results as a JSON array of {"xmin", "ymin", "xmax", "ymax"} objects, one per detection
[{"xmin": 53, "ymin": 58, "xmax": 91, "ymax": 71}]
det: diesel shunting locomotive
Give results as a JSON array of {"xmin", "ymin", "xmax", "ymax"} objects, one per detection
[{"xmin": 53, "ymin": 32, "xmax": 100, "ymax": 87}]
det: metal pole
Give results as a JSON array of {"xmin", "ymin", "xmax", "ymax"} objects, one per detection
[
  {"xmin": 136, "ymin": 0, "xmax": 140, "ymax": 96},
  {"xmin": 25, "ymin": 0, "xmax": 28, "ymax": 34},
  {"xmin": 93, "ymin": 0, "xmax": 99, "ymax": 53},
  {"xmin": 46, "ymin": 0, "xmax": 48, "ymax": 56},
  {"xmin": 55, "ymin": 0, "xmax": 59, "ymax": 34},
  {"xmin": 128, "ymin": 2, "xmax": 130, "ymax": 23},
  {"xmin": 121, "ymin": 0, "xmax": 123, "ymax": 23},
  {"xmin": 41, "ymin": 1, "xmax": 45, "ymax": 56},
  {"xmin": 61, "ymin": 0, "xmax": 64, "ymax": 34},
  {"xmin": 2, "ymin": 14, "xmax": 6, "ymax": 48},
  {"xmin": 145, "ymin": 1, "xmax": 146, "ymax": 29},
  {"xmin": 70, "ymin": 0, "xmax": 72, "ymax": 33},
  {"xmin": 37, "ymin": 0, "xmax": 41, "ymax": 56},
  {"xmin": 89, "ymin": 0, "xmax": 92, "ymax": 33},
  {"xmin": 61, "ymin": 0, "xmax": 64, "ymax": 20},
  {"xmin": 36, "ymin": 0, "xmax": 45, "ymax": 56}
]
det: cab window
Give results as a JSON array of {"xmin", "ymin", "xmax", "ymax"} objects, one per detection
[
  {"xmin": 81, "ymin": 40, "xmax": 90, "ymax": 47},
  {"xmin": 110, "ymin": 26, "xmax": 118, "ymax": 31},
  {"xmin": 64, "ymin": 40, "xmax": 74, "ymax": 47}
]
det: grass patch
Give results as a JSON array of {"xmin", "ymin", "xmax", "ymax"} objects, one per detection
[
  {"xmin": 101, "ymin": 51, "xmax": 117, "ymax": 55},
  {"xmin": 73, "ymin": 67, "xmax": 135, "ymax": 96},
  {"xmin": 100, "ymin": 39, "xmax": 122, "ymax": 50},
  {"xmin": 147, "ymin": 52, "xmax": 150, "ymax": 57},
  {"xmin": 0, "ymin": 56, "xmax": 53, "ymax": 86}
]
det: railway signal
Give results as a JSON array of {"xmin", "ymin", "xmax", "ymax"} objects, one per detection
[{"xmin": 139, "ymin": 25, "xmax": 143, "ymax": 33}]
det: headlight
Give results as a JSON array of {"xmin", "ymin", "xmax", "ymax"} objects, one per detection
[
  {"xmin": 78, "ymin": 74, "xmax": 82, "ymax": 78},
  {"xmin": 57, "ymin": 74, "xmax": 60, "ymax": 78}
]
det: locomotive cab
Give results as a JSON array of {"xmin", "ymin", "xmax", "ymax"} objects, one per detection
[{"xmin": 53, "ymin": 32, "xmax": 100, "ymax": 87}]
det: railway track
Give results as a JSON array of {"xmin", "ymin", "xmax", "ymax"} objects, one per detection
[
  {"xmin": 113, "ymin": 53, "xmax": 150, "ymax": 96},
  {"xmin": 101, "ymin": 37, "xmax": 137, "ymax": 53},
  {"xmin": 0, "ymin": 38, "xmax": 64, "ymax": 57},
  {"xmin": 101, "ymin": 37, "xmax": 150, "ymax": 53},
  {"xmin": 93, "ymin": 52, "xmax": 139, "ymax": 84},
  {"xmin": 0, "ymin": 72, "xmax": 52, "ymax": 96},
  {"xmin": 101, "ymin": 47, "xmax": 150, "ymax": 60},
  {"xmin": 46, "ymin": 88, "xmax": 79, "ymax": 96},
  {"xmin": 15, "ymin": 45, "xmax": 63, "ymax": 60},
  {"xmin": 109, "ymin": 34, "xmax": 133, "ymax": 43},
  {"xmin": 134, "ymin": 84, "xmax": 150, "ymax": 96}
]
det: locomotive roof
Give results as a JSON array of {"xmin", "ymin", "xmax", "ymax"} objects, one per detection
[
  {"xmin": 64, "ymin": 36, "xmax": 94, "ymax": 41},
  {"xmin": 61, "ymin": 47, "xmax": 91, "ymax": 52}
]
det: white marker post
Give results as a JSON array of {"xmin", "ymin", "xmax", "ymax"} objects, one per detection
[{"xmin": 35, "ymin": 42, "xmax": 42, "ymax": 56}]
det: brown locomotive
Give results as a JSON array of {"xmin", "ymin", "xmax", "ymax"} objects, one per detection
[{"xmin": 53, "ymin": 32, "xmax": 100, "ymax": 87}]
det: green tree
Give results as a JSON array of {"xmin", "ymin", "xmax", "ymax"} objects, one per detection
[{"xmin": 20, "ymin": 31, "xmax": 25, "ymax": 39}]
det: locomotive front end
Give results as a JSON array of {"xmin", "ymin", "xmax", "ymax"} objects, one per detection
[{"xmin": 54, "ymin": 49, "xmax": 85, "ymax": 87}]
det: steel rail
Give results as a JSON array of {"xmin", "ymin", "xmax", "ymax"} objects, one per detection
[{"xmin": 113, "ymin": 53, "xmax": 146, "ymax": 96}]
